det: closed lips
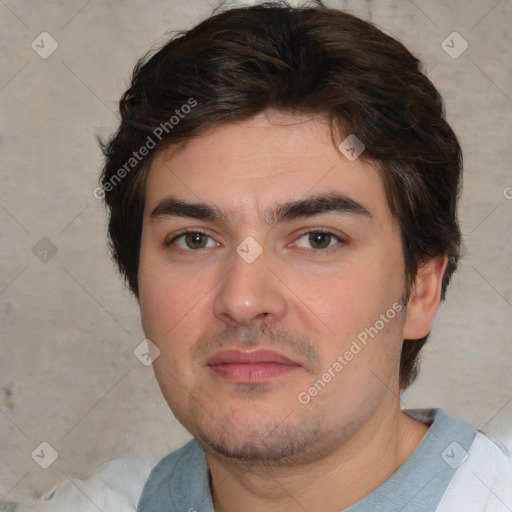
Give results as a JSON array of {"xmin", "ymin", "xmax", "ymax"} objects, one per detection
[{"xmin": 206, "ymin": 349, "xmax": 300, "ymax": 366}]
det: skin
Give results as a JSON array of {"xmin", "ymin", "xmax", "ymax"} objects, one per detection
[{"xmin": 138, "ymin": 109, "xmax": 447, "ymax": 512}]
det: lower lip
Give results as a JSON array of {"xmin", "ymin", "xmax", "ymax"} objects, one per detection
[{"xmin": 209, "ymin": 362, "xmax": 300, "ymax": 383}]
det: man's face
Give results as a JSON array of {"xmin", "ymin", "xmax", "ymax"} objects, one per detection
[{"xmin": 138, "ymin": 110, "xmax": 409, "ymax": 464}]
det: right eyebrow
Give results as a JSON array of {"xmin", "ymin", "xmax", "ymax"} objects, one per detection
[{"xmin": 150, "ymin": 197, "xmax": 229, "ymax": 223}]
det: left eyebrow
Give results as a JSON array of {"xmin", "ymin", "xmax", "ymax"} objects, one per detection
[
  {"xmin": 265, "ymin": 193, "xmax": 372, "ymax": 226},
  {"xmin": 150, "ymin": 193, "xmax": 372, "ymax": 226}
]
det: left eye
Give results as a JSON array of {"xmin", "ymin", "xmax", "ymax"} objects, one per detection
[{"xmin": 295, "ymin": 231, "xmax": 343, "ymax": 251}]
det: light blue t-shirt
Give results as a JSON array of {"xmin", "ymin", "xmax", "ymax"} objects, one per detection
[{"xmin": 137, "ymin": 409, "xmax": 477, "ymax": 512}]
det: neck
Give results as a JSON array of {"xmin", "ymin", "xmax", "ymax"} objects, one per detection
[{"xmin": 206, "ymin": 406, "xmax": 429, "ymax": 512}]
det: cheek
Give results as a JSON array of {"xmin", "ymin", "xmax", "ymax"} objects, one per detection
[
  {"xmin": 299, "ymin": 256, "xmax": 406, "ymax": 377},
  {"xmin": 309, "ymin": 268, "xmax": 400, "ymax": 335},
  {"xmin": 138, "ymin": 253, "xmax": 208, "ymax": 346},
  {"xmin": 138, "ymin": 260, "xmax": 213, "ymax": 400}
]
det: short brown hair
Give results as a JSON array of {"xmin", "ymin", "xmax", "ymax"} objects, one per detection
[{"xmin": 100, "ymin": 1, "xmax": 462, "ymax": 389}]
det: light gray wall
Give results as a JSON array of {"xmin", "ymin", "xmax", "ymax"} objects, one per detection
[{"xmin": 1, "ymin": 0, "xmax": 511, "ymax": 503}]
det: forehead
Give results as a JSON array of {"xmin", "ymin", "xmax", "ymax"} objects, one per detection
[{"xmin": 143, "ymin": 110, "xmax": 391, "ymax": 224}]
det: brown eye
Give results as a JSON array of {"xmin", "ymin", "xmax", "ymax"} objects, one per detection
[
  {"xmin": 184, "ymin": 232, "xmax": 208, "ymax": 249},
  {"xmin": 308, "ymin": 232, "xmax": 332, "ymax": 249},
  {"xmin": 294, "ymin": 230, "xmax": 343, "ymax": 252},
  {"xmin": 166, "ymin": 230, "xmax": 217, "ymax": 250}
]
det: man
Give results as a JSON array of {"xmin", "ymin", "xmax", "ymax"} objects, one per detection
[{"xmin": 98, "ymin": 1, "xmax": 512, "ymax": 511}]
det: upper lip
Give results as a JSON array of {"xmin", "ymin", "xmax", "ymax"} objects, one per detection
[{"xmin": 206, "ymin": 348, "xmax": 301, "ymax": 367}]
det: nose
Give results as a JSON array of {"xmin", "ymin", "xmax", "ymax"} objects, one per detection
[{"xmin": 212, "ymin": 241, "xmax": 288, "ymax": 327}]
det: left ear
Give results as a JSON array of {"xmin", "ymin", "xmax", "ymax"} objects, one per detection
[{"xmin": 403, "ymin": 254, "xmax": 448, "ymax": 340}]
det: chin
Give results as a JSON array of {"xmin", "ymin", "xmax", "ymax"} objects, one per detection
[{"xmin": 190, "ymin": 406, "xmax": 329, "ymax": 466}]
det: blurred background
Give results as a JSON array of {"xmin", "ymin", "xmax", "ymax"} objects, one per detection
[{"xmin": 1, "ymin": 0, "xmax": 511, "ymax": 505}]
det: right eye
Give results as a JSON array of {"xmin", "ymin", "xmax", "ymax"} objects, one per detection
[{"xmin": 165, "ymin": 230, "xmax": 218, "ymax": 251}]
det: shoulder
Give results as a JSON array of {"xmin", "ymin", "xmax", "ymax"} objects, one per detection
[
  {"xmin": 141, "ymin": 438, "xmax": 202, "ymax": 489},
  {"xmin": 471, "ymin": 431, "xmax": 512, "ymax": 467},
  {"xmin": 437, "ymin": 431, "xmax": 512, "ymax": 511},
  {"xmin": 136, "ymin": 438, "xmax": 206, "ymax": 511}
]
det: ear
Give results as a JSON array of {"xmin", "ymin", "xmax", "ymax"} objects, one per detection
[{"xmin": 403, "ymin": 254, "xmax": 448, "ymax": 340}]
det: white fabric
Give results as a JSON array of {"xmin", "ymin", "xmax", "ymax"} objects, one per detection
[
  {"xmin": 33, "ymin": 457, "xmax": 152, "ymax": 512},
  {"xmin": 436, "ymin": 432, "xmax": 512, "ymax": 511}
]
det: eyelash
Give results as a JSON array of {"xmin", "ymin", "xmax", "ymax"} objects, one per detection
[{"xmin": 164, "ymin": 228, "xmax": 346, "ymax": 254}]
